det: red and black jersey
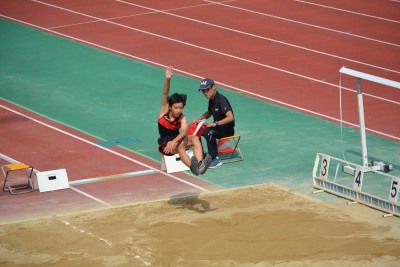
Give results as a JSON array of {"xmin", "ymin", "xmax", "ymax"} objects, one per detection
[{"xmin": 158, "ymin": 111, "xmax": 183, "ymax": 144}]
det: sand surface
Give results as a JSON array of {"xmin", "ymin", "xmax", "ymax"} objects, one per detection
[{"xmin": 1, "ymin": 183, "xmax": 400, "ymax": 266}]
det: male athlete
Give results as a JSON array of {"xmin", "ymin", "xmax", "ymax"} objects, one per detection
[{"xmin": 158, "ymin": 67, "xmax": 212, "ymax": 175}]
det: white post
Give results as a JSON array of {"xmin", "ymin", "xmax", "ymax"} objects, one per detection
[
  {"xmin": 338, "ymin": 66, "xmax": 400, "ymax": 172},
  {"xmin": 356, "ymin": 78, "xmax": 369, "ymax": 168}
]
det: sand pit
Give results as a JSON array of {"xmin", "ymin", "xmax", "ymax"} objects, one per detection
[{"xmin": 1, "ymin": 183, "xmax": 399, "ymax": 266}]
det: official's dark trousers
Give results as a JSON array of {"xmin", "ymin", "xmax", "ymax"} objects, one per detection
[{"xmin": 202, "ymin": 126, "xmax": 234, "ymax": 159}]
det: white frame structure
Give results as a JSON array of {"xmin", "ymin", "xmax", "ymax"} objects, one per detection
[
  {"xmin": 313, "ymin": 153, "xmax": 400, "ymax": 217},
  {"xmin": 339, "ymin": 67, "xmax": 400, "ymax": 171}
]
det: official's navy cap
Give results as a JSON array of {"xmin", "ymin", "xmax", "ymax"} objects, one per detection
[{"xmin": 199, "ymin": 78, "xmax": 215, "ymax": 90}]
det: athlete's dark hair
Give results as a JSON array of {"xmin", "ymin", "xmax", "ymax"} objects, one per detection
[{"xmin": 168, "ymin": 93, "xmax": 187, "ymax": 107}]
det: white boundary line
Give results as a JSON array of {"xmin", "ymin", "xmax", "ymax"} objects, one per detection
[
  {"xmin": 46, "ymin": 0, "xmax": 400, "ymax": 49},
  {"xmin": 48, "ymin": 0, "xmax": 236, "ymax": 29},
  {"xmin": 0, "ymin": 152, "xmax": 22, "ymax": 165},
  {"xmin": 294, "ymin": 0, "xmax": 400, "ymax": 24},
  {"xmin": 46, "ymin": 0, "xmax": 400, "ymax": 75},
  {"xmin": 0, "ymin": 16, "xmax": 399, "ymax": 140},
  {"xmin": 0, "ymin": 104, "xmax": 209, "ymax": 192},
  {"xmin": 28, "ymin": 0, "xmax": 400, "ymax": 103},
  {"xmin": 115, "ymin": 0, "xmax": 400, "ymax": 75},
  {"xmin": 0, "ymin": 152, "xmax": 113, "ymax": 206},
  {"xmin": 2, "ymin": 12, "xmax": 399, "ymax": 106},
  {"xmin": 69, "ymin": 170, "xmax": 158, "ymax": 185},
  {"xmin": 201, "ymin": 0, "xmax": 400, "ymax": 47},
  {"xmin": 69, "ymin": 187, "xmax": 113, "ymax": 207}
]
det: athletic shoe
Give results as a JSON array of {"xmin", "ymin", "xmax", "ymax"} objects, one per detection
[
  {"xmin": 198, "ymin": 154, "xmax": 213, "ymax": 175},
  {"xmin": 209, "ymin": 156, "xmax": 223, "ymax": 169},
  {"xmin": 190, "ymin": 156, "xmax": 199, "ymax": 176}
]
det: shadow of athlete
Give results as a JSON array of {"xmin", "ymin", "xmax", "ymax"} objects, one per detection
[{"xmin": 168, "ymin": 192, "xmax": 218, "ymax": 214}]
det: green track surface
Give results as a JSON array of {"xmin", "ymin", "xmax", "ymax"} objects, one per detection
[{"xmin": 1, "ymin": 19, "xmax": 399, "ymax": 201}]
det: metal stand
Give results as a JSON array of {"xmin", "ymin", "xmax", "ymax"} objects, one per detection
[
  {"xmin": 2, "ymin": 163, "xmax": 34, "ymax": 194},
  {"xmin": 217, "ymin": 135, "xmax": 244, "ymax": 163},
  {"xmin": 339, "ymin": 67, "xmax": 398, "ymax": 174}
]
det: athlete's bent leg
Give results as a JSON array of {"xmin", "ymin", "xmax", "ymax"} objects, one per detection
[
  {"xmin": 177, "ymin": 138, "xmax": 191, "ymax": 167},
  {"xmin": 187, "ymin": 136, "xmax": 203, "ymax": 162}
]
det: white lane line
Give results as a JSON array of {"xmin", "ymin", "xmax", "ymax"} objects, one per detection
[
  {"xmin": 0, "ymin": 103, "xmax": 209, "ymax": 192},
  {"xmin": 2, "ymin": 13, "xmax": 399, "ymax": 107},
  {"xmin": 48, "ymin": 19, "xmax": 102, "ymax": 29},
  {"xmin": 294, "ymin": 0, "xmax": 400, "ymax": 24},
  {"xmin": 49, "ymin": 0, "xmax": 236, "ymax": 29},
  {"xmin": 1, "ymin": 16, "xmax": 399, "ymax": 140},
  {"xmin": 69, "ymin": 170, "xmax": 158, "ymax": 185},
  {"xmin": 0, "ymin": 152, "xmax": 20, "ymax": 165},
  {"xmin": 0, "ymin": 152, "xmax": 113, "ymax": 207},
  {"xmin": 115, "ymin": 0, "xmax": 400, "ymax": 75},
  {"xmin": 201, "ymin": 0, "xmax": 400, "ymax": 47},
  {"xmin": 69, "ymin": 187, "xmax": 113, "ymax": 207}
]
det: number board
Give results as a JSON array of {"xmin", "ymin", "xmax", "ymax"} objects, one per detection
[
  {"xmin": 389, "ymin": 177, "xmax": 400, "ymax": 204},
  {"xmin": 319, "ymin": 155, "xmax": 330, "ymax": 180},
  {"xmin": 353, "ymin": 166, "xmax": 364, "ymax": 192}
]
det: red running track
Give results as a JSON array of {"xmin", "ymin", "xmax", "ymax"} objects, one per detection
[{"xmin": 0, "ymin": 100, "xmax": 218, "ymax": 223}]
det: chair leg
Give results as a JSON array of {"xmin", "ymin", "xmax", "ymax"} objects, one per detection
[
  {"xmin": 218, "ymin": 136, "xmax": 244, "ymax": 164},
  {"xmin": 2, "ymin": 167, "xmax": 34, "ymax": 194}
]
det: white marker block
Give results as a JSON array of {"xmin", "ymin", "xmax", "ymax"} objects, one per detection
[
  {"xmin": 35, "ymin": 169, "xmax": 69, "ymax": 192},
  {"xmin": 161, "ymin": 150, "xmax": 193, "ymax": 173}
]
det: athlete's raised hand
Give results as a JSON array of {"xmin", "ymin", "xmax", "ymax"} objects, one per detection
[{"xmin": 166, "ymin": 66, "xmax": 174, "ymax": 80}]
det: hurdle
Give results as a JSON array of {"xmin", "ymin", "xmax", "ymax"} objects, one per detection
[
  {"xmin": 312, "ymin": 67, "xmax": 400, "ymax": 217},
  {"xmin": 339, "ymin": 67, "xmax": 399, "ymax": 174},
  {"xmin": 313, "ymin": 153, "xmax": 400, "ymax": 217}
]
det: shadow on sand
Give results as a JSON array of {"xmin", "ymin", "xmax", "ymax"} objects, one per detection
[{"xmin": 167, "ymin": 192, "xmax": 218, "ymax": 214}]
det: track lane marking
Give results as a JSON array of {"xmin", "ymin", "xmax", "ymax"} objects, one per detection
[
  {"xmin": 115, "ymin": 0, "xmax": 400, "ymax": 75},
  {"xmin": 48, "ymin": 0, "xmax": 236, "ymax": 29},
  {"xmin": 294, "ymin": 0, "xmax": 400, "ymax": 24},
  {"xmin": 2, "ymin": 12, "xmax": 399, "ymax": 107},
  {"xmin": 69, "ymin": 170, "xmax": 158, "ymax": 185},
  {"xmin": 25, "ymin": 1, "xmax": 400, "ymax": 101},
  {"xmin": 69, "ymin": 187, "xmax": 113, "ymax": 207},
  {"xmin": 201, "ymin": 0, "xmax": 400, "ymax": 47}
]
